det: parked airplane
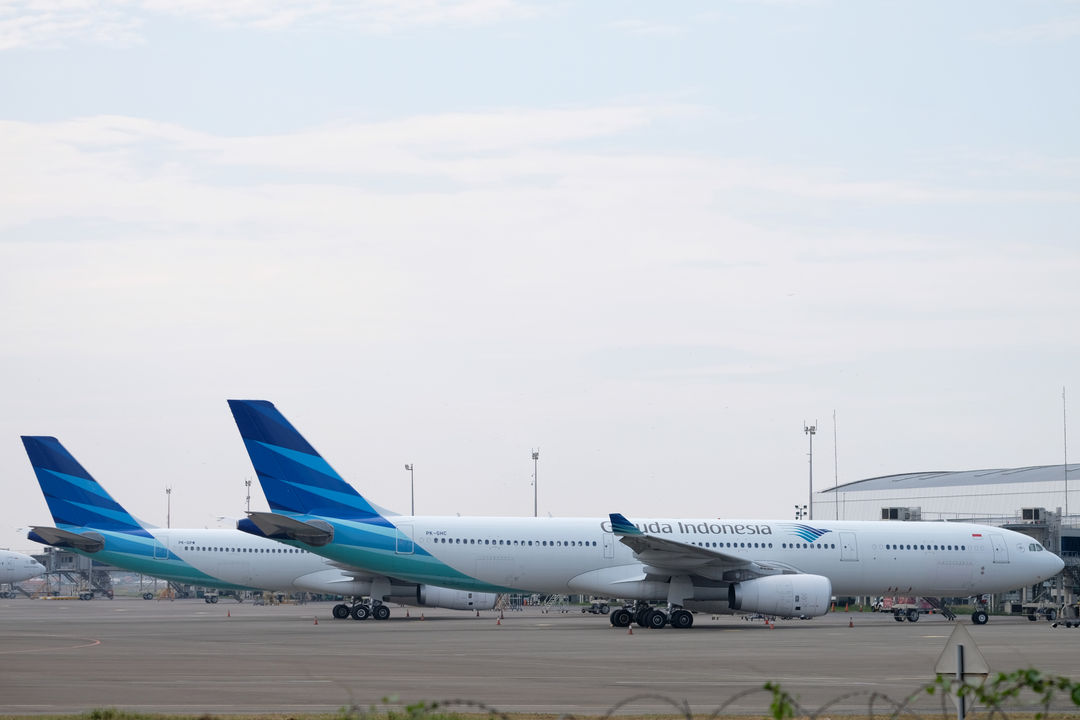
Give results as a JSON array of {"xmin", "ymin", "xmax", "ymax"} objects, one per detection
[
  {"xmin": 22, "ymin": 436, "xmax": 496, "ymax": 617},
  {"xmin": 0, "ymin": 549, "xmax": 46, "ymax": 596},
  {"xmin": 228, "ymin": 400, "xmax": 1065, "ymax": 628}
]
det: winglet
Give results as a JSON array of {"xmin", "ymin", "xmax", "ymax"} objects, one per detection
[{"xmin": 609, "ymin": 513, "xmax": 642, "ymax": 536}]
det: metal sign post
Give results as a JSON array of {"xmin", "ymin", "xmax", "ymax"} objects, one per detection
[{"xmin": 934, "ymin": 623, "xmax": 990, "ymax": 720}]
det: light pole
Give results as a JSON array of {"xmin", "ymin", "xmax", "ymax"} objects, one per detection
[
  {"xmin": 531, "ymin": 450, "xmax": 539, "ymax": 518},
  {"xmin": 804, "ymin": 421, "xmax": 816, "ymax": 521},
  {"xmin": 245, "ymin": 478, "xmax": 252, "ymax": 513},
  {"xmin": 165, "ymin": 486, "xmax": 172, "ymax": 528},
  {"xmin": 405, "ymin": 464, "xmax": 414, "ymax": 516},
  {"xmin": 795, "ymin": 504, "xmax": 807, "ymax": 520}
]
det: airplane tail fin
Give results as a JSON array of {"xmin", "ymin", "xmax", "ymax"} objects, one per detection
[
  {"xmin": 227, "ymin": 400, "xmax": 392, "ymax": 523},
  {"xmin": 21, "ymin": 436, "xmax": 148, "ymax": 534}
]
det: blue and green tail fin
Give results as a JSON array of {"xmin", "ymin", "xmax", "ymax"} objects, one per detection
[
  {"xmin": 21, "ymin": 436, "xmax": 150, "ymax": 535},
  {"xmin": 227, "ymin": 400, "xmax": 393, "ymax": 524}
]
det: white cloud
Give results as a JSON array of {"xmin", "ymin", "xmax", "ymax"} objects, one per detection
[
  {"xmin": 610, "ymin": 18, "xmax": 685, "ymax": 36},
  {"xmin": 2, "ymin": 106, "xmax": 1077, "ymax": 368},
  {"xmin": 0, "ymin": 0, "xmax": 535, "ymax": 49},
  {"xmin": 983, "ymin": 15, "xmax": 1080, "ymax": 44}
]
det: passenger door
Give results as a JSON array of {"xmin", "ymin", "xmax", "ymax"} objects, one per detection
[
  {"xmin": 839, "ymin": 532, "xmax": 858, "ymax": 561},
  {"xmin": 396, "ymin": 524, "xmax": 415, "ymax": 555},
  {"xmin": 990, "ymin": 533, "xmax": 1009, "ymax": 563}
]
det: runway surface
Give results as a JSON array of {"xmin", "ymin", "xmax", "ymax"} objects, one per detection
[{"xmin": 0, "ymin": 598, "xmax": 1075, "ymax": 715}]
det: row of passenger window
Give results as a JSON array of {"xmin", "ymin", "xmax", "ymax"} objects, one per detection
[
  {"xmin": 885, "ymin": 543, "xmax": 966, "ymax": 551},
  {"xmin": 432, "ymin": 538, "xmax": 598, "ymax": 548},
  {"xmin": 688, "ymin": 541, "xmax": 837, "ymax": 550},
  {"xmin": 181, "ymin": 546, "xmax": 311, "ymax": 554}
]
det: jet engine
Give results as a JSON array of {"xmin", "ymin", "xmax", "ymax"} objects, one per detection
[
  {"xmin": 728, "ymin": 574, "xmax": 832, "ymax": 617},
  {"xmin": 414, "ymin": 585, "xmax": 498, "ymax": 610}
]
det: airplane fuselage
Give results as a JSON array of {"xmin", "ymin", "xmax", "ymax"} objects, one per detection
[
  {"xmin": 268, "ymin": 515, "xmax": 1062, "ymax": 603},
  {"xmin": 0, "ymin": 549, "xmax": 46, "ymax": 584},
  {"xmin": 37, "ymin": 526, "xmax": 372, "ymax": 595}
]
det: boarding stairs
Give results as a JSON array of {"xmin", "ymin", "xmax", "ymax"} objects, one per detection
[
  {"xmin": 923, "ymin": 597, "xmax": 957, "ymax": 621},
  {"xmin": 539, "ymin": 593, "xmax": 570, "ymax": 613}
]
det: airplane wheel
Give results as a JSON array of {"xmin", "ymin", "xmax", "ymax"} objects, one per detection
[
  {"xmin": 670, "ymin": 609, "xmax": 693, "ymax": 629},
  {"xmin": 610, "ymin": 608, "xmax": 632, "ymax": 627},
  {"xmin": 1046, "ymin": 609, "xmax": 1058, "ymax": 622},
  {"xmin": 332, "ymin": 604, "xmax": 351, "ymax": 619},
  {"xmin": 646, "ymin": 609, "xmax": 667, "ymax": 629},
  {"xmin": 373, "ymin": 604, "xmax": 391, "ymax": 620},
  {"xmin": 893, "ymin": 613, "xmax": 905, "ymax": 622},
  {"xmin": 351, "ymin": 604, "xmax": 370, "ymax": 621},
  {"xmin": 210, "ymin": 595, "xmax": 219, "ymax": 604},
  {"xmin": 972, "ymin": 611, "xmax": 989, "ymax": 625},
  {"xmin": 906, "ymin": 609, "xmax": 920, "ymax": 623},
  {"xmin": 599, "ymin": 604, "xmax": 609, "ymax": 614}
]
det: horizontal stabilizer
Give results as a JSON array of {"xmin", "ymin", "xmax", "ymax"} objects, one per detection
[
  {"xmin": 241, "ymin": 512, "xmax": 334, "ymax": 547},
  {"xmin": 28, "ymin": 526, "xmax": 105, "ymax": 553}
]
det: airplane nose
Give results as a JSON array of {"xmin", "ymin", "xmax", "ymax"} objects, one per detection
[{"xmin": 1051, "ymin": 553, "xmax": 1065, "ymax": 575}]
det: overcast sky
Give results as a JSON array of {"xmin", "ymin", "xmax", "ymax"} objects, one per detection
[{"xmin": 2, "ymin": 1, "xmax": 1079, "ymax": 553}]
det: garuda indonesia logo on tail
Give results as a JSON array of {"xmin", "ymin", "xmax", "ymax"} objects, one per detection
[{"xmin": 778, "ymin": 523, "xmax": 832, "ymax": 543}]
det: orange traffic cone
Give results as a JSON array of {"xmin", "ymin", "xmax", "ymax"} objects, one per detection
[
  {"xmin": 406, "ymin": 609, "xmax": 410, "ymax": 617},
  {"xmin": 849, "ymin": 617, "xmax": 854, "ymax": 628},
  {"xmin": 420, "ymin": 612, "xmax": 425, "ymax": 621},
  {"xmin": 830, "ymin": 602, "xmax": 835, "ymax": 613},
  {"xmin": 476, "ymin": 609, "xmax": 480, "ymax": 617},
  {"xmin": 627, "ymin": 626, "xmax": 633, "ymax": 635},
  {"xmin": 227, "ymin": 609, "xmax": 231, "ymax": 618},
  {"xmin": 314, "ymin": 617, "xmax": 318, "ymax": 625},
  {"xmin": 496, "ymin": 617, "xmax": 501, "ymax": 625}
]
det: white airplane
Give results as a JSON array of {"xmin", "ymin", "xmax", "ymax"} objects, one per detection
[
  {"xmin": 229, "ymin": 399, "xmax": 1065, "ymax": 628},
  {"xmin": 0, "ymin": 549, "xmax": 46, "ymax": 596},
  {"xmin": 21, "ymin": 436, "xmax": 496, "ymax": 617}
]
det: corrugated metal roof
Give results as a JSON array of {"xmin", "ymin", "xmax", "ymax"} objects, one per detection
[{"xmin": 823, "ymin": 464, "xmax": 1080, "ymax": 493}]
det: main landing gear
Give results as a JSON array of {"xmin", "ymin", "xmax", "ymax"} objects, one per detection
[
  {"xmin": 332, "ymin": 598, "xmax": 393, "ymax": 621},
  {"xmin": 609, "ymin": 603, "xmax": 694, "ymax": 629}
]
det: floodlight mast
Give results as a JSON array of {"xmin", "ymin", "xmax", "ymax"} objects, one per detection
[
  {"xmin": 531, "ymin": 450, "xmax": 539, "ymax": 518},
  {"xmin": 804, "ymin": 421, "xmax": 816, "ymax": 521},
  {"xmin": 405, "ymin": 464, "xmax": 414, "ymax": 516}
]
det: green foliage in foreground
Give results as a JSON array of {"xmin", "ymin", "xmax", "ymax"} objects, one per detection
[
  {"xmin": 766, "ymin": 668, "xmax": 1080, "ymax": 720},
  {"xmin": 9, "ymin": 671, "xmax": 1080, "ymax": 720}
]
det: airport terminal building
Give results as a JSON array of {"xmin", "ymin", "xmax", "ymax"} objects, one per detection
[{"xmin": 814, "ymin": 464, "xmax": 1080, "ymax": 607}]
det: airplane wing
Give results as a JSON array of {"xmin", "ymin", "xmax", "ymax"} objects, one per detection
[{"xmin": 609, "ymin": 513, "xmax": 794, "ymax": 579}]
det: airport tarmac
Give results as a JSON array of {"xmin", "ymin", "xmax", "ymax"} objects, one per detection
[{"xmin": 0, "ymin": 598, "xmax": 1076, "ymax": 716}]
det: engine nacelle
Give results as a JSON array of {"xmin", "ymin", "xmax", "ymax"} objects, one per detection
[
  {"xmin": 728, "ymin": 574, "xmax": 832, "ymax": 617},
  {"xmin": 414, "ymin": 585, "xmax": 498, "ymax": 611}
]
